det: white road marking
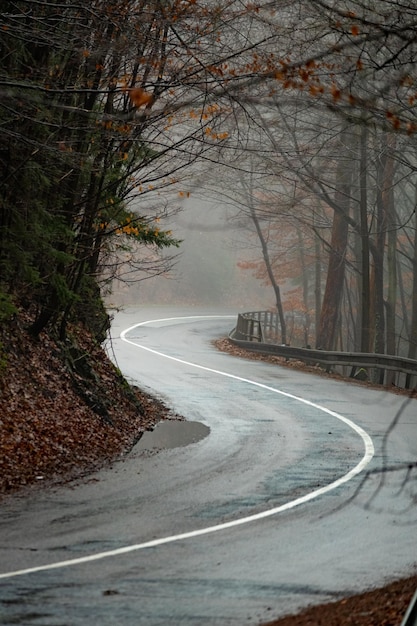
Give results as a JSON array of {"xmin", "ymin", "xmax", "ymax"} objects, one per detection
[{"xmin": 0, "ymin": 315, "xmax": 374, "ymax": 580}]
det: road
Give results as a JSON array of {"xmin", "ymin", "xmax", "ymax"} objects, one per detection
[{"xmin": 0, "ymin": 306, "xmax": 416, "ymax": 625}]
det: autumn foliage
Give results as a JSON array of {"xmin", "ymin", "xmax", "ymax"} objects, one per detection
[
  {"xmin": 128, "ymin": 87, "xmax": 154, "ymax": 108},
  {"xmin": 1, "ymin": 2, "xmax": 417, "ymax": 363}
]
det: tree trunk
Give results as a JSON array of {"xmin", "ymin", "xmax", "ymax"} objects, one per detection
[
  {"xmin": 249, "ymin": 205, "xmax": 287, "ymax": 344},
  {"xmin": 316, "ymin": 128, "xmax": 353, "ymax": 350},
  {"xmin": 385, "ymin": 179, "xmax": 397, "ymax": 387},
  {"xmin": 408, "ymin": 194, "xmax": 417, "ymax": 361},
  {"xmin": 359, "ymin": 124, "xmax": 371, "ymax": 353},
  {"xmin": 314, "ymin": 229, "xmax": 322, "ymax": 344},
  {"xmin": 371, "ymin": 139, "xmax": 387, "ymax": 356},
  {"xmin": 296, "ymin": 223, "xmax": 311, "ymax": 346}
]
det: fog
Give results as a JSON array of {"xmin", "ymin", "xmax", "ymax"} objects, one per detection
[{"xmin": 109, "ymin": 196, "xmax": 273, "ymax": 312}]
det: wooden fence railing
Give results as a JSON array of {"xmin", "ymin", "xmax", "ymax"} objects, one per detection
[{"xmin": 230, "ymin": 311, "xmax": 417, "ymax": 390}]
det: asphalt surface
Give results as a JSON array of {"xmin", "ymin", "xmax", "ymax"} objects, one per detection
[{"xmin": 0, "ymin": 306, "xmax": 416, "ymax": 625}]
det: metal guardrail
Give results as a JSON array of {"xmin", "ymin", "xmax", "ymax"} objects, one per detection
[
  {"xmin": 234, "ymin": 311, "xmax": 278, "ymax": 343},
  {"xmin": 233, "ymin": 311, "xmax": 416, "ymax": 619},
  {"xmin": 401, "ymin": 589, "xmax": 417, "ymax": 626},
  {"xmin": 230, "ymin": 311, "xmax": 417, "ymax": 389},
  {"xmin": 234, "ymin": 313, "xmax": 264, "ymax": 342}
]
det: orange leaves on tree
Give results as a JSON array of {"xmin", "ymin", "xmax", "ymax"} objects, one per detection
[
  {"xmin": 204, "ymin": 126, "xmax": 229, "ymax": 141},
  {"xmin": 285, "ymin": 287, "xmax": 310, "ymax": 315},
  {"xmin": 246, "ymin": 2, "xmax": 260, "ymax": 13},
  {"xmin": 116, "ymin": 122, "xmax": 132, "ymax": 135},
  {"xmin": 330, "ymin": 83, "xmax": 341, "ymax": 101},
  {"xmin": 299, "ymin": 69, "xmax": 310, "ymax": 82},
  {"xmin": 309, "ymin": 84, "xmax": 324, "ymax": 97},
  {"xmin": 271, "ymin": 57, "xmax": 375, "ymax": 117},
  {"xmin": 274, "ymin": 70, "xmax": 287, "ymax": 82},
  {"xmin": 116, "ymin": 214, "xmax": 140, "ymax": 237},
  {"xmin": 273, "ymin": 60, "xmax": 326, "ymax": 95},
  {"xmin": 113, "ymin": 212, "xmax": 175, "ymax": 248},
  {"xmin": 185, "ymin": 102, "xmax": 228, "ymax": 141},
  {"xmin": 128, "ymin": 87, "xmax": 154, "ymax": 108},
  {"xmin": 386, "ymin": 110, "xmax": 401, "ymax": 130},
  {"xmin": 268, "ymin": 29, "xmax": 417, "ymax": 137},
  {"xmin": 407, "ymin": 122, "xmax": 417, "ymax": 135}
]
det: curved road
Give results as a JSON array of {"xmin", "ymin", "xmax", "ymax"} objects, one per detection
[{"xmin": 0, "ymin": 306, "xmax": 416, "ymax": 625}]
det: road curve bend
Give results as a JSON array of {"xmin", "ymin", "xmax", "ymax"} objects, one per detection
[{"xmin": 0, "ymin": 307, "xmax": 415, "ymax": 626}]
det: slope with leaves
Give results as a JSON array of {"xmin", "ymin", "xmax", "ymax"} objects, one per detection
[
  {"xmin": 0, "ymin": 307, "xmax": 177, "ymax": 497},
  {"xmin": 263, "ymin": 574, "xmax": 417, "ymax": 626}
]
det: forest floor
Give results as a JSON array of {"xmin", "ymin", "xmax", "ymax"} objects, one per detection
[
  {"xmin": 0, "ymin": 313, "xmax": 179, "ymax": 497},
  {"xmin": 0, "ymin": 317, "xmax": 416, "ymax": 625}
]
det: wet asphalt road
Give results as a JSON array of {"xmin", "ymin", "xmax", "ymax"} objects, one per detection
[{"xmin": 0, "ymin": 306, "xmax": 416, "ymax": 625}]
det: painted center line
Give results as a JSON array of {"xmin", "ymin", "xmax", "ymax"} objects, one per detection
[{"xmin": 0, "ymin": 315, "xmax": 374, "ymax": 580}]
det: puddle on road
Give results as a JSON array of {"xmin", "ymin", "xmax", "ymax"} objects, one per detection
[{"xmin": 136, "ymin": 420, "xmax": 210, "ymax": 451}]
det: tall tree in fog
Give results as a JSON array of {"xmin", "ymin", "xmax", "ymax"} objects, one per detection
[
  {"xmin": 0, "ymin": 0, "xmax": 289, "ymax": 336},
  {"xmin": 227, "ymin": 166, "xmax": 289, "ymax": 345},
  {"xmin": 3, "ymin": 0, "xmax": 417, "ymax": 360},
  {"xmin": 316, "ymin": 126, "xmax": 354, "ymax": 351},
  {"xmin": 215, "ymin": 0, "xmax": 417, "ymax": 359}
]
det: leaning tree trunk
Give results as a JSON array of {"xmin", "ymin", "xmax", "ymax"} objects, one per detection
[{"xmin": 249, "ymin": 205, "xmax": 287, "ymax": 345}]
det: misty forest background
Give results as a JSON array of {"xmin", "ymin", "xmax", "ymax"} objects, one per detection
[{"xmin": 1, "ymin": 0, "xmax": 417, "ymax": 367}]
